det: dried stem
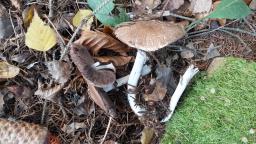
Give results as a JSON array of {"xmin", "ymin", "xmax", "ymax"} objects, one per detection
[{"xmin": 100, "ymin": 117, "xmax": 112, "ymax": 144}]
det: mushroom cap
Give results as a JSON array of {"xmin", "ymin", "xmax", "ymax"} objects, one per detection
[{"xmin": 114, "ymin": 20, "xmax": 187, "ymax": 51}]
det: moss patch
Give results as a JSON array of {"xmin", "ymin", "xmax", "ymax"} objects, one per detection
[{"xmin": 162, "ymin": 57, "xmax": 256, "ymax": 144}]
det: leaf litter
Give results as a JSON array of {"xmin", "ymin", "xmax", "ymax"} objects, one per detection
[{"xmin": 0, "ymin": 0, "xmax": 255, "ymax": 143}]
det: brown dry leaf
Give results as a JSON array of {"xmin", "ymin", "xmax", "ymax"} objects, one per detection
[
  {"xmin": 70, "ymin": 44, "xmax": 116, "ymax": 117},
  {"xmin": 87, "ymin": 84, "xmax": 116, "ymax": 117},
  {"xmin": 144, "ymin": 79, "xmax": 167, "ymax": 101},
  {"xmin": 114, "ymin": 20, "xmax": 187, "ymax": 51},
  {"xmin": 45, "ymin": 60, "xmax": 71, "ymax": 85},
  {"xmin": 10, "ymin": 0, "xmax": 21, "ymax": 10},
  {"xmin": 189, "ymin": 0, "xmax": 212, "ymax": 14},
  {"xmin": 70, "ymin": 43, "xmax": 116, "ymax": 87},
  {"xmin": 61, "ymin": 122, "xmax": 87, "ymax": 134},
  {"xmin": 141, "ymin": 127, "xmax": 155, "ymax": 144},
  {"xmin": 144, "ymin": 65, "xmax": 171, "ymax": 101},
  {"xmin": 249, "ymin": 0, "xmax": 256, "ymax": 10},
  {"xmin": 164, "ymin": 0, "xmax": 184, "ymax": 11},
  {"xmin": 7, "ymin": 85, "xmax": 33, "ymax": 99},
  {"xmin": 94, "ymin": 56, "xmax": 134, "ymax": 66},
  {"xmin": 0, "ymin": 61, "xmax": 20, "ymax": 78},
  {"xmin": 75, "ymin": 30, "xmax": 130, "ymax": 56},
  {"xmin": 143, "ymin": 0, "xmax": 161, "ymax": 10},
  {"xmin": 35, "ymin": 81, "xmax": 63, "ymax": 102}
]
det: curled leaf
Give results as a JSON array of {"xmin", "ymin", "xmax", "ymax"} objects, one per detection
[
  {"xmin": 94, "ymin": 56, "xmax": 133, "ymax": 66},
  {"xmin": 70, "ymin": 44, "xmax": 116, "ymax": 87},
  {"xmin": 141, "ymin": 127, "xmax": 155, "ymax": 144},
  {"xmin": 76, "ymin": 30, "xmax": 130, "ymax": 55},
  {"xmin": 22, "ymin": 5, "xmax": 35, "ymax": 28},
  {"xmin": 25, "ymin": 9, "xmax": 57, "ymax": 51},
  {"xmin": 72, "ymin": 9, "xmax": 93, "ymax": 30},
  {"xmin": 0, "ymin": 62, "xmax": 20, "ymax": 78}
]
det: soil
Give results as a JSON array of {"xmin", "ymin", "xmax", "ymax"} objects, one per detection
[{"xmin": 0, "ymin": 0, "xmax": 255, "ymax": 144}]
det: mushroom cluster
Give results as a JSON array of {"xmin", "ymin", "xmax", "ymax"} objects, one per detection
[{"xmin": 114, "ymin": 20, "xmax": 199, "ymax": 122}]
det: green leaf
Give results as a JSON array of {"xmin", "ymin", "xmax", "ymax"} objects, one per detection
[
  {"xmin": 207, "ymin": 0, "xmax": 252, "ymax": 19},
  {"xmin": 96, "ymin": 8, "xmax": 129, "ymax": 26},
  {"xmin": 87, "ymin": 0, "xmax": 114, "ymax": 15},
  {"xmin": 87, "ymin": 0, "xmax": 129, "ymax": 26}
]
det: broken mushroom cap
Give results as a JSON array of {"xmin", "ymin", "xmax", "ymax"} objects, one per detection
[
  {"xmin": 114, "ymin": 20, "xmax": 187, "ymax": 51},
  {"xmin": 70, "ymin": 43, "xmax": 116, "ymax": 88}
]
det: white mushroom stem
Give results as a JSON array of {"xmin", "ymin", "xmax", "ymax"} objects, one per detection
[
  {"xmin": 127, "ymin": 50, "xmax": 148, "ymax": 116},
  {"xmin": 103, "ymin": 65, "xmax": 151, "ymax": 92},
  {"xmin": 161, "ymin": 65, "xmax": 199, "ymax": 123}
]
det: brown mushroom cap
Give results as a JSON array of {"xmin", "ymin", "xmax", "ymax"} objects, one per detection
[{"xmin": 114, "ymin": 20, "xmax": 187, "ymax": 51}]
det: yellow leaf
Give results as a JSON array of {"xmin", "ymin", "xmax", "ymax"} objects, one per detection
[
  {"xmin": 0, "ymin": 62, "xmax": 20, "ymax": 78},
  {"xmin": 72, "ymin": 9, "xmax": 93, "ymax": 30},
  {"xmin": 25, "ymin": 9, "xmax": 57, "ymax": 51}
]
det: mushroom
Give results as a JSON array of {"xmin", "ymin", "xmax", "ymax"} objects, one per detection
[
  {"xmin": 70, "ymin": 43, "xmax": 116, "ymax": 117},
  {"xmin": 114, "ymin": 20, "xmax": 199, "ymax": 121}
]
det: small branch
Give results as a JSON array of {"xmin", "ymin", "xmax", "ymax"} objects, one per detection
[
  {"xmin": 161, "ymin": 65, "xmax": 199, "ymax": 122},
  {"xmin": 100, "ymin": 117, "xmax": 112, "ymax": 144},
  {"xmin": 48, "ymin": 0, "xmax": 54, "ymax": 18}
]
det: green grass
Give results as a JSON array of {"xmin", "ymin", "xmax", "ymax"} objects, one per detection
[{"xmin": 162, "ymin": 57, "xmax": 256, "ymax": 144}]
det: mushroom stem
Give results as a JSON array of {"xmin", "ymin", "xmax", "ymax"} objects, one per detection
[
  {"xmin": 161, "ymin": 65, "xmax": 199, "ymax": 122},
  {"xmin": 103, "ymin": 65, "xmax": 151, "ymax": 92},
  {"xmin": 127, "ymin": 50, "xmax": 148, "ymax": 116}
]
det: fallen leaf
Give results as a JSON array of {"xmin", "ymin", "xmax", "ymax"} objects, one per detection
[
  {"xmin": 189, "ymin": 0, "xmax": 212, "ymax": 14},
  {"xmin": 25, "ymin": 9, "xmax": 57, "ymax": 51},
  {"xmin": 45, "ymin": 60, "xmax": 71, "ymax": 85},
  {"xmin": 73, "ymin": 94, "xmax": 95, "ymax": 116},
  {"xmin": 61, "ymin": 122, "xmax": 87, "ymax": 134},
  {"xmin": 22, "ymin": 5, "xmax": 35, "ymax": 28},
  {"xmin": 10, "ymin": 0, "xmax": 21, "ymax": 10},
  {"xmin": 76, "ymin": 30, "xmax": 130, "ymax": 56},
  {"xmin": 11, "ymin": 52, "xmax": 30, "ymax": 63},
  {"xmin": 70, "ymin": 43, "xmax": 116, "ymax": 87},
  {"xmin": 7, "ymin": 85, "xmax": 33, "ymax": 99},
  {"xmin": 207, "ymin": 0, "xmax": 252, "ymax": 19},
  {"xmin": 72, "ymin": 9, "xmax": 93, "ymax": 30},
  {"xmin": 35, "ymin": 81, "xmax": 62, "ymax": 102},
  {"xmin": 0, "ymin": 4, "xmax": 14, "ymax": 39},
  {"xmin": 141, "ymin": 127, "xmax": 155, "ymax": 144},
  {"xmin": 211, "ymin": 1, "xmax": 226, "ymax": 26},
  {"xmin": 94, "ymin": 56, "xmax": 133, "ymax": 66},
  {"xmin": 0, "ymin": 61, "xmax": 20, "ymax": 78},
  {"xmin": 249, "ymin": 0, "xmax": 256, "ymax": 10},
  {"xmin": 87, "ymin": 84, "xmax": 116, "ymax": 117},
  {"xmin": 164, "ymin": 0, "xmax": 184, "ymax": 11},
  {"xmin": 180, "ymin": 50, "xmax": 194, "ymax": 59},
  {"xmin": 204, "ymin": 43, "xmax": 220, "ymax": 60},
  {"xmin": 143, "ymin": 0, "xmax": 161, "ymax": 10},
  {"xmin": 70, "ymin": 44, "xmax": 116, "ymax": 117},
  {"xmin": 143, "ymin": 65, "xmax": 171, "ymax": 101}
]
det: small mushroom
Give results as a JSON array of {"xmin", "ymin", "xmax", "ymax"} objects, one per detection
[{"xmin": 114, "ymin": 20, "xmax": 199, "ymax": 121}]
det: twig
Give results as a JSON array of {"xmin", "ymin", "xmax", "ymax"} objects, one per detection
[
  {"xmin": 221, "ymin": 27, "xmax": 256, "ymax": 37},
  {"xmin": 60, "ymin": 0, "xmax": 113, "ymax": 60},
  {"xmin": 48, "ymin": 0, "xmax": 54, "ymax": 18},
  {"xmin": 100, "ymin": 117, "xmax": 112, "ymax": 144},
  {"xmin": 243, "ymin": 18, "xmax": 256, "ymax": 33},
  {"xmin": 41, "ymin": 101, "xmax": 47, "ymax": 124},
  {"xmin": 8, "ymin": 10, "xmax": 19, "ymax": 49}
]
